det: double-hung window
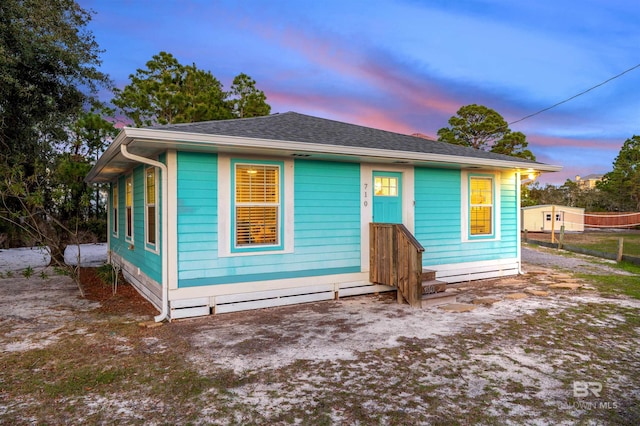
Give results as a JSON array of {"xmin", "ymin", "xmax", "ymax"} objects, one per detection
[
  {"xmin": 233, "ymin": 162, "xmax": 280, "ymax": 249},
  {"xmin": 145, "ymin": 167, "xmax": 157, "ymax": 247},
  {"xmin": 125, "ymin": 176, "xmax": 133, "ymax": 240},
  {"xmin": 112, "ymin": 183, "xmax": 118, "ymax": 236},
  {"xmin": 469, "ymin": 176, "xmax": 493, "ymax": 236}
]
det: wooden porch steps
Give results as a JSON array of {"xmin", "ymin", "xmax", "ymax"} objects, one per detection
[
  {"xmin": 370, "ymin": 223, "xmax": 459, "ymax": 309},
  {"xmin": 421, "ymin": 270, "xmax": 437, "ymax": 281},
  {"xmin": 421, "ymin": 280, "xmax": 447, "ymax": 294},
  {"xmin": 420, "ymin": 290, "xmax": 458, "ymax": 308},
  {"xmin": 420, "ymin": 269, "xmax": 455, "ymax": 308}
]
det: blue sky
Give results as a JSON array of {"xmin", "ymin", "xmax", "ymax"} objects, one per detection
[{"xmin": 80, "ymin": 0, "xmax": 640, "ymax": 184}]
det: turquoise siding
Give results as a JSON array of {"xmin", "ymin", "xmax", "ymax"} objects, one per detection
[
  {"xmin": 498, "ymin": 171, "xmax": 519, "ymax": 257},
  {"xmin": 109, "ymin": 164, "xmax": 162, "ymax": 284},
  {"xmin": 176, "ymin": 152, "xmax": 218, "ymax": 276},
  {"xmin": 414, "ymin": 168, "xmax": 517, "ymax": 266},
  {"xmin": 110, "ymin": 154, "xmax": 519, "ymax": 288},
  {"xmin": 177, "ymin": 155, "xmax": 361, "ymax": 287}
]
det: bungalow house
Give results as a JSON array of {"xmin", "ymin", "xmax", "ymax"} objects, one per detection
[{"xmin": 85, "ymin": 112, "xmax": 561, "ymax": 320}]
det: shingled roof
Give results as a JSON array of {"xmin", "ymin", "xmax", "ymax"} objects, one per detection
[
  {"xmin": 148, "ymin": 111, "xmax": 539, "ymax": 165},
  {"xmin": 87, "ymin": 111, "xmax": 561, "ymax": 183}
]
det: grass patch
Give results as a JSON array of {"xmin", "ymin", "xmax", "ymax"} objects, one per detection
[
  {"xmin": 615, "ymin": 260, "xmax": 640, "ymax": 275},
  {"xmin": 158, "ymin": 366, "xmax": 217, "ymax": 398},
  {"xmin": 21, "ymin": 266, "xmax": 34, "ymax": 279},
  {"xmin": 571, "ymin": 232, "xmax": 640, "ymax": 257},
  {"xmin": 578, "ymin": 271, "xmax": 640, "ymax": 300},
  {"xmin": 0, "ymin": 320, "xmax": 223, "ymax": 405},
  {"xmin": 3, "ymin": 261, "xmax": 639, "ymax": 425},
  {"xmin": 527, "ymin": 231, "xmax": 640, "ymax": 257},
  {"xmin": 4, "ymin": 309, "xmax": 638, "ymax": 426},
  {"xmin": 44, "ymin": 366, "xmax": 132, "ymax": 397}
]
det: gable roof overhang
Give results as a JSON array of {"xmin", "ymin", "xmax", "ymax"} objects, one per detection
[{"xmin": 87, "ymin": 120, "xmax": 562, "ymax": 183}]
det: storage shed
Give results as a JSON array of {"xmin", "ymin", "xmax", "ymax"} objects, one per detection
[{"xmin": 521, "ymin": 205, "xmax": 584, "ymax": 233}]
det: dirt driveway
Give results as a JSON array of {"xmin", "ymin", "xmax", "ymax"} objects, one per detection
[{"xmin": 1, "ymin": 246, "xmax": 639, "ymax": 424}]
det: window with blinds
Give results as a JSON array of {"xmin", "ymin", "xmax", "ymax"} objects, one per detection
[
  {"xmin": 470, "ymin": 176, "xmax": 493, "ymax": 236},
  {"xmin": 145, "ymin": 167, "xmax": 156, "ymax": 246},
  {"xmin": 235, "ymin": 164, "xmax": 280, "ymax": 247}
]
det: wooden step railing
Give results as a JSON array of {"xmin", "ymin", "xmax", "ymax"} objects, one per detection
[{"xmin": 369, "ymin": 223, "xmax": 425, "ymax": 307}]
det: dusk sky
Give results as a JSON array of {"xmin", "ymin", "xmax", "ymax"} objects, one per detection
[{"xmin": 79, "ymin": 0, "xmax": 640, "ymax": 184}]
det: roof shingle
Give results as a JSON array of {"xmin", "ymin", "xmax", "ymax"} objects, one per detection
[{"xmin": 148, "ymin": 111, "xmax": 540, "ymax": 165}]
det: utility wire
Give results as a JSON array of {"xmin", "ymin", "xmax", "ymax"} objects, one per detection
[{"xmin": 508, "ymin": 62, "xmax": 640, "ymax": 126}]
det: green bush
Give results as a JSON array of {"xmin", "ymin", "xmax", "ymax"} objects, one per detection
[{"xmin": 95, "ymin": 264, "xmax": 115, "ymax": 287}]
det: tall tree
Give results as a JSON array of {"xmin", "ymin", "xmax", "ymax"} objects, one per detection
[
  {"xmin": 113, "ymin": 52, "xmax": 232, "ymax": 127},
  {"xmin": 66, "ymin": 109, "xmax": 117, "ymax": 218},
  {"xmin": 437, "ymin": 104, "xmax": 536, "ymax": 160},
  {"xmin": 0, "ymin": 0, "xmax": 110, "ymax": 166},
  {"xmin": 229, "ymin": 73, "xmax": 271, "ymax": 118},
  {"xmin": 523, "ymin": 179, "xmax": 609, "ymax": 211},
  {"xmin": 599, "ymin": 135, "xmax": 640, "ymax": 211},
  {"xmin": 490, "ymin": 131, "xmax": 535, "ymax": 161},
  {"xmin": 523, "ymin": 182, "xmax": 566, "ymax": 207},
  {"xmin": 0, "ymin": 0, "xmax": 110, "ymax": 251},
  {"xmin": 69, "ymin": 110, "xmax": 118, "ymax": 162}
]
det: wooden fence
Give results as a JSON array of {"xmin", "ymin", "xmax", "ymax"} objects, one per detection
[
  {"xmin": 369, "ymin": 223, "xmax": 424, "ymax": 307},
  {"xmin": 585, "ymin": 212, "xmax": 640, "ymax": 228}
]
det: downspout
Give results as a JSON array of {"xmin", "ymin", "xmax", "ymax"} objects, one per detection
[
  {"xmin": 516, "ymin": 171, "xmax": 524, "ymax": 275},
  {"xmin": 120, "ymin": 144, "xmax": 169, "ymax": 322}
]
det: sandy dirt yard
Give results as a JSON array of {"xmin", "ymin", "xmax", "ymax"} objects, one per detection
[{"xmin": 0, "ymin": 246, "xmax": 639, "ymax": 425}]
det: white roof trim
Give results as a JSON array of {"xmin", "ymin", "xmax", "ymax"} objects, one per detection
[{"xmin": 87, "ymin": 127, "xmax": 562, "ymax": 182}]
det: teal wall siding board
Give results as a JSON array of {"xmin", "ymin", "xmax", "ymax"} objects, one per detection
[
  {"xmin": 414, "ymin": 168, "xmax": 461, "ymax": 259},
  {"xmin": 415, "ymin": 168, "xmax": 518, "ymax": 266},
  {"xmin": 498, "ymin": 171, "xmax": 519, "ymax": 258},
  {"xmin": 109, "ymin": 164, "xmax": 162, "ymax": 284},
  {"xmin": 176, "ymin": 156, "xmax": 361, "ymax": 288},
  {"xmin": 181, "ymin": 266, "xmax": 361, "ymax": 287},
  {"xmin": 112, "ymin": 150, "xmax": 521, "ymax": 289},
  {"xmin": 176, "ymin": 152, "xmax": 218, "ymax": 276}
]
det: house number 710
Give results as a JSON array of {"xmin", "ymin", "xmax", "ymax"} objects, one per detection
[{"xmin": 363, "ymin": 183, "xmax": 368, "ymax": 206}]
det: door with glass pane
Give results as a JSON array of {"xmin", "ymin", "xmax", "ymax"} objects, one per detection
[{"xmin": 372, "ymin": 171, "xmax": 402, "ymax": 223}]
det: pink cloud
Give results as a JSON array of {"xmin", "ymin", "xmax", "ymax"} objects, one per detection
[
  {"xmin": 340, "ymin": 107, "xmax": 416, "ymax": 134},
  {"xmin": 528, "ymin": 133, "xmax": 622, "ymax": 150},
  {"xmin": 242, "ymin": 14, "xmax": 627, "ymax": 181},
  {"xmin": 272, "ymin": 84, "xmax": 441, "ymax": 137},
  {"xmin": 268, "ymin": 89, "xmax": 415, "ymax": 133},
  {"xmin": 251, "ymin": 21, "xmax": 466, "ymax": 123},
  {"xmin": 359, "ymin": 58, "xmax": 462, "ymax": 115}
]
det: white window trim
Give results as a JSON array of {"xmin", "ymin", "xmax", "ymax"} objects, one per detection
[
  {"xmin": 233, "ymin": 162, "xmax": 282, "ymax": 250},
  {"xmin": 125, "ymin": 175, "xmax": 134, "ymax": 242},
  {"xmin": 144, "ymin": 166, "xmax": 159, "ymax": 253},
  {"xmin": 461, "ymin": 170, "xmax": 501, "ymax": 242},
  {"xmin": 218, "ymin": 154, "xmax": 294, "ymax": 257}
]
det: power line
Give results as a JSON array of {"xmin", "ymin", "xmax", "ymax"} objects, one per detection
[{"xmin": 508, "ymin": 62, "xmax": 640, "ymax": 126}]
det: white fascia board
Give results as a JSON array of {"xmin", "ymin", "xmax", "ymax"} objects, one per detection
[
  {"xmin": 126, "ymin": 127, "xmax": 562, "ymax": 172},
  {"xmin": 85, "ymin": 129, "xmax": 131, "ymax": 182},
  {"xmin": 89, "ymin": 127, "xmax": 561, "ymax": 181}
]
